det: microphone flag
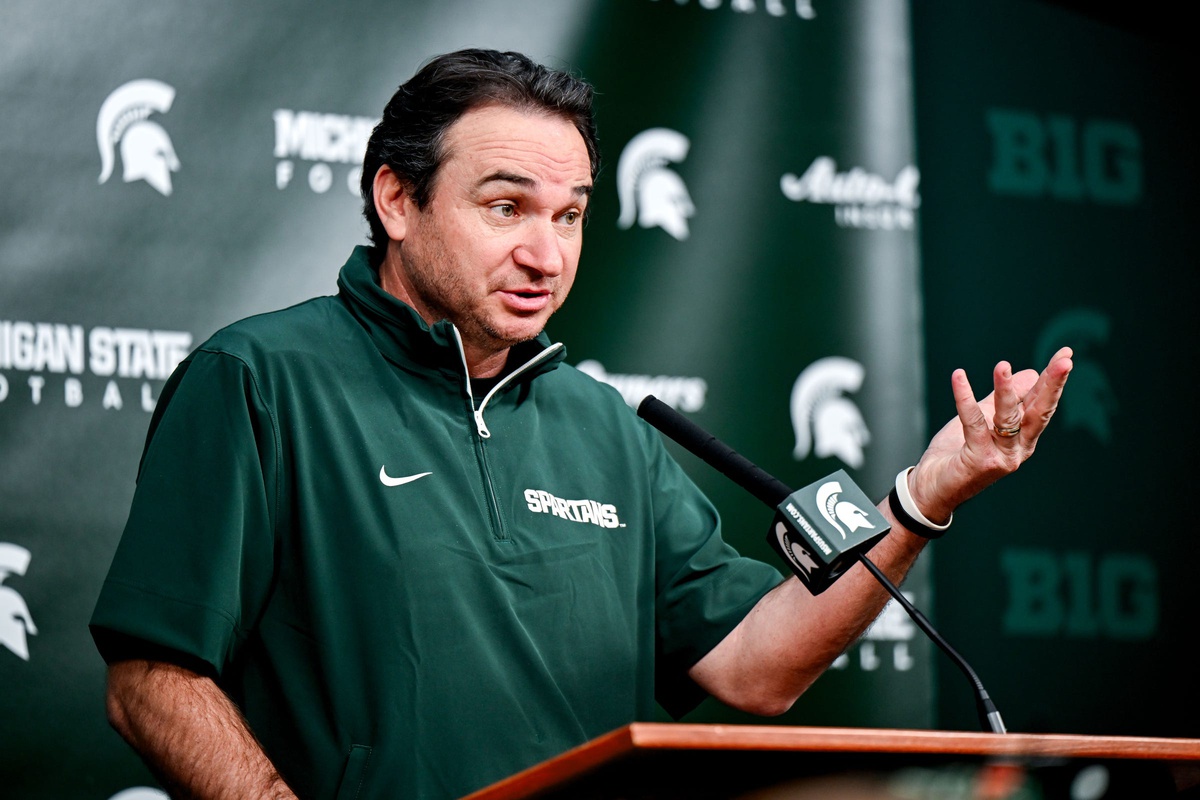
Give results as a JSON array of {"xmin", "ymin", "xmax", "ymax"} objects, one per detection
[{"xmin": 769, "ymin": 469, "xmax": 891, "ymax": 595}]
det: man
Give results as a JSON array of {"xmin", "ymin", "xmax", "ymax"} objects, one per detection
[{"xmin": 91, "ymin": 49, "xmax": 1072, "ymax": 799}]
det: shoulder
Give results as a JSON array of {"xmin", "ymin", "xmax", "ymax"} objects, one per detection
[
  {"xmin": 543, "ymin": 361, "xmax": 636, "ymax": 413},
  {"xmin": 205, "ymin": 297, "xmax": 341, "ymax": 350},
  {"xmin": 146, "ymin": 297, "xmax": 353, "ymax": 446},
  {"xmin": 161, "ymin": 295, "xmax": 359, "ymax": 410},
  {"xmin": 536, "ymin": 361, "xmax": 663, "ymax": 449},
  {"xmin": 198, "ymin": 295, "xmax": 348, "ymax": 362}
]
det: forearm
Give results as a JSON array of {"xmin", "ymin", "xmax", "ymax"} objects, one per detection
[
  {"xmin": 690, "ymin": 351, "xmax": 1073, "ymax": 716},
  {"xmin": 106, "ymin": 659, "xmax": 296, "ymax": 800},
  {"xmin": 689, "ymin": 499, "xmax": 928, "ymax": 715}
]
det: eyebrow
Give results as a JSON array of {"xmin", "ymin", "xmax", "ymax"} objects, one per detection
[{"xmin": 476, "ymin": 170, "xmax": 593, "ymax": 197}]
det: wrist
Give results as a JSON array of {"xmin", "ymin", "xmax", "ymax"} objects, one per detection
[
  {"xmin": 889, "ymin": 467, "xmax": 952, "ymax": 539},
  {"xmin": 905, "ymin": 467, "xmax": 954, "ymax": 525}
]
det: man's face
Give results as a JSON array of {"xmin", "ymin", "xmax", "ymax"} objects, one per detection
[{"xmin": 381, "ymin": 104, "xmax": 593, "ymax": 369}]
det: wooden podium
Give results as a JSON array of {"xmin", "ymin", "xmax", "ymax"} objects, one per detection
[{"xmin": 464, "ymin": 723, "xmax": 1200, "ymax": 799}]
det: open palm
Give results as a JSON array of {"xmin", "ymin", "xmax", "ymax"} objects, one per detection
[{"xmin": 908, "ymin": 347, "xmax": 1074, "ymax": 522}]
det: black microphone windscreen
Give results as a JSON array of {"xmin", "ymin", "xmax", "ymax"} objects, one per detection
[{"xmin": 636, "ymin": 395, "xmax": 792, "ymax": 507}]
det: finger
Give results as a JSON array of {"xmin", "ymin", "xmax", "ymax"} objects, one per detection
[
  {"xmin": 951, "ymin": 368, "xmax": 990, "ymax": 446},
  {"xmin": 1049, "ymin": 345, "xmax": 1074, "ymax": 364},
  {"xmin": 1021, "ymin": 347, "xmax": 1075, "ymax": 415},
  {"xmin": 1013, "ymin": 346, "xmax": 1073, "ymax": 418},
  {"xmin": 991, "ymin": 361, "xmax": 1023, "ymax": 436},
  {"xmin": 1020, "ymin": 354, "xmax": 1074, "ymax": 439}
]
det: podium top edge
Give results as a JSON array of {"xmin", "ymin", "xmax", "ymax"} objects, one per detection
[
  {"xmin": 463, "ymin": 723, "xmax": 1200, "ymax": 800},
  {"xmin": 623, "ymin": 722, "xmax": 1200, "ymax": 759}
]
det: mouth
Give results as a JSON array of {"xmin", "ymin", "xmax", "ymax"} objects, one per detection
[{"xmin": 499, "ymin": 288, "xmax": 553, "ymax": 313}]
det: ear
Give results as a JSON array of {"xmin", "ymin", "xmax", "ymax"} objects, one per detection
[{"xmin": 373, "ymin": 165, "xmax": 414, "ymax": 242}]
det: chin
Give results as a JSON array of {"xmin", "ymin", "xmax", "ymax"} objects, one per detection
[
  {"xmin": 493, "ymin": 315, "xmax": 550, "ymax": 344},
  {"xmin": 500, "ymin": 327, "xmax": 545, "ymax": 346}
]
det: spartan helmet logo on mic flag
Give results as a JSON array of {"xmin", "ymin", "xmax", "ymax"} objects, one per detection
[
  {"xmin": 766, "ymin": 469, "xmax": 890, "ymax": 595},
  {"xmin": 616, "ymin": 128, "xmax": 695, "ymax": 241},
  {"xmin": 815, "ymin": 480, "xmax": 876, "ymax": 540},
  {"xmin": 97, "ymin": 79, "xmax": 180, "ymax": 197},
  {"xmin": 774, "ymin": 521, "xmax": 820, "ymax": 577}
]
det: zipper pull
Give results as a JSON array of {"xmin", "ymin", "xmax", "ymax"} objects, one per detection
[{"xmin": 473, "ymin": 408, "xmax": 492, "ymax": 439}]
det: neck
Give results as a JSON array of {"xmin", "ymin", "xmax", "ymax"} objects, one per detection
[
  {"xmin": 461, "ymin": 345, "xmax": 509, "ymax": 379},
  {"xmin": 377, "ymin": 247, "xmax": 510, "ymax": 379}
]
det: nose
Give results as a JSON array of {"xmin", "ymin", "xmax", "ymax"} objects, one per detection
[{"xmin": 513, "ymin": 220, "xmax": 565, "ymax": 278}]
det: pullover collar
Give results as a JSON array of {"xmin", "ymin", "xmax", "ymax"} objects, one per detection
[{"xmin": 336, "ymin": 246, "xmax": 566, "ymax": 388}]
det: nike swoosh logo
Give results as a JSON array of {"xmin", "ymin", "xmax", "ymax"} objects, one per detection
[{"xmin": 379, "ymin": 466, "xmax": 432, "ymax": 487}]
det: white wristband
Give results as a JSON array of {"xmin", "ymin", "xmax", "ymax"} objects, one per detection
[{"xmin": 894, "ymin": 467, "xmax": 952, "ymax": 532}]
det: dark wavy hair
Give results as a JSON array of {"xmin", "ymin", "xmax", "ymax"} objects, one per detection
[{"xmin": 360, "ymin": 49, "xmax": 600, "ymax": 261}]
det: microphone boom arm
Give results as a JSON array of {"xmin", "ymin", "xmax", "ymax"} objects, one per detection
[{"xmin": 636, "ymin": 395, "xmax": 1007, "ymax": 734}]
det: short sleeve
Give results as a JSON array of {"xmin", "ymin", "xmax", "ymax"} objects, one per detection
[
  {"xmin": 89, "ymin": 348, "xmax": 280, "ymax": 677},
  {"xmin": 645, "ymin": 428, "xmax": 783, "ymax": 717}
]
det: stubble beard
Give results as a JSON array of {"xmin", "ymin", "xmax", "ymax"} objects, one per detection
[{"xmin": 403, "ymin": 246, "xmax": 550, "ymax": 358}]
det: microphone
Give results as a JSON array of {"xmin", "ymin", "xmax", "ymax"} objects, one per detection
[
  {"xmin": 636, "ymin": 395, "xmax": 1007, "ymax": 734},
  {"xmin": 637, "ymin": 396, "xmax": 889, "ymax": 595}
]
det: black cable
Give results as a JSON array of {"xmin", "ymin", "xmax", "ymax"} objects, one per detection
[
  {"xmin": 854, "ymin": 551, "xmax": 1007, "ymax": 734},
  {"xmin": 636, "ymin": 396, "xmax": 1008, "ymax": 735}
]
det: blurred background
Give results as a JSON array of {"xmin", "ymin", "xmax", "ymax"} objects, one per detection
[{"xmin": 1, "ymin": 1, "xmax": 1194, "ymax": 796}]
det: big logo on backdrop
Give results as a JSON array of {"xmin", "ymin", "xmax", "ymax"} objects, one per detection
[
  {"xmin": 1034, "ymin": 308, "xmax": 1116, "ymax": 444},
  {"xmin": 985, "ymin": 109, "xmax": 1142, "ymax": 206},
  {"xmin": 790, "ymin": 356, "xmax": 870, "ymax": 468},
  {"xmin": 0, "ymin": 543, "xmax": 37, "ymax": 662},
  {"xmin": 97, "ymin": 79, "xmax": 180, "ymax": 197},
  {"xmin": 616, "ymin": 128, "xmax": 695, "ymax": 241}
]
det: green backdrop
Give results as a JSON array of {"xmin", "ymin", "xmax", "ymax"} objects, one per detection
[
  {"xmin": 913, "ymin": 0, "xmax": 1197, "ymax": 738},
  {"xmin": 1, "ymin": 1, "xmax": 1192, "ymax": 797}
]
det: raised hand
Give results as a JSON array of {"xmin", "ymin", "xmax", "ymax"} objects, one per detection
[{"xmin": 907, "ymin": 347, "xmax": 1074, "ymax": 524}]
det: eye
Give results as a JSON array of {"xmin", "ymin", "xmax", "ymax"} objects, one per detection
[
  {"xmin": 492, "ymin": 204, "xmax": 516, "ymax": 218},
  {"xmin": 561, "ymin": 211, "xmax": 580, "ymax": 225}
]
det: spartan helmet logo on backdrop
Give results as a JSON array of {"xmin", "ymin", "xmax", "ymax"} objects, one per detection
[
  {"xmin": 616, "ymin": 128, "xmax": 695, "ymax": 241},
  {"xmin": 97, "ymin": 79, "xmax": 180, "ymax": 197},
  {"xmin": 0, "ymin": 543, "xmax": 37, "ymax": 662},
  {"xmin": 790, "ymin": 356, "xmax": 870, "ymax": 468},
  {"xmin": 1035, "ymin": 308, "xmax": 1117, "ymax": 444},
  {"xmin": 108, "ymin": 788, "xmax": 169, "ymax": 800}
]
